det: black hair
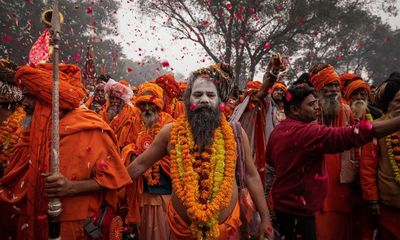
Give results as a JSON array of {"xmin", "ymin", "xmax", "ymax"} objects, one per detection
[
  {"xmin": 293, "ymin": 72, "xmax": 311, "ymax": 86},
  {"xmin": 97, "ymin": 74, "xmax": 112, "ymax": 82},
  {"xmin": 283, "ymin": 83, "xmax": 316, "ymax": 115}
]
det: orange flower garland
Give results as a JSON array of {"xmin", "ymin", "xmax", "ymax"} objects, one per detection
[
  {"xmin": 0, "ymin": 106, "xmax": 26, "ymax": 171},
  {"xmin": 170, "ymin": 114, "xmax": 237, "ymax": 239},
  {"xmin": 382, "ymin": 114, "xmax": 400, "ymax": 184},
  {"xmin": 137, "ymin": 118, "xmax": 163, "ymax": 186}
]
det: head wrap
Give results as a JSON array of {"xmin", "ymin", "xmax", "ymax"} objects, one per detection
[
  {"xmin": 15, "ymin": 63, "xmax": 86, "ymax": 109},
  {"xmin": 190, "ymin": 62, "xmax": 234, "ymax": 102},
  {"xmin": 343, "ymin": 79, "xmax": 370, "ymax": 100},
  {"xmin": 246, "ymin": 81, "xmax": 262, "ymax": 91},
  {"xmin": 374, "ymin": 72, "xmax": 400, "ymax": 113},
  {"xmin": 104, "ymin": 79, "xmax": 133, "ymax": 105},
  {"xmin": 155, "ymin": 74, "xmax": 180, "ymax": 98},
  {"xmin": 271, "ymin": 81, "xmax": 287, "ymax": 93},
  {"xmin": 134, "ymin": 82, "xmax": 164, "ymax": 110},
  {"xmin": 0, "ymin": 58, "xmax": 22, "ymax": 103},
  {"xmin": 310, "ymin": 65, "xmax": 340, "ymax": 92},
  {"xmin": 339, "ymin": 73, "xmax": 361, "ymax": 90}
]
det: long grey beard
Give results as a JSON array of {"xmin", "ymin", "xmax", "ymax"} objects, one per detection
[
  {"xmin": 142, "ymin": 111, "xmax": 158, "ymax": 129},
  {"xmin": 351, "ymin": 100, "xmax": 368, "ymax": 121},
  {"xmin": 319, "ymin": 93, "xmax": 340, "ymax": 119}
]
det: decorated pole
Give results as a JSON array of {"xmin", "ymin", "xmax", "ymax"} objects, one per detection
[{"xmin": 48, "ymin": 0, "xmax": 62, "ymax": 239}]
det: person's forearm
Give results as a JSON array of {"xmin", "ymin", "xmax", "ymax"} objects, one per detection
[
  {"xmin": 245, "ymin": 173, "xmax": 271, "ymax": 221},
  {"xmin": 255, "ymin": 72, "xmax": 276, "ymax": 99},
  {"xmin": 70, "ymin": 179, "xmax": 103, "ymax": 196},
  {"xmin": 127, "ymin": 160, "xmax": 146, "ymax": 180},
  {"xmin": 372, "ymin": 115, "xmax": 400, "ymax": 138}
]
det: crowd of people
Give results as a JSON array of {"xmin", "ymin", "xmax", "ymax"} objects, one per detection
[{"xmin": 0, "ymin": 51, "xmax": 400, "ymax": 240}]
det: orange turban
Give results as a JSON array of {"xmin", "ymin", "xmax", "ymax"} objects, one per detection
[
  {"xmin": 246, "ymin": 81, "xmax": 262, "ymax": 91},
  {"xmin": 271, "ymin": 81, "xmax": 287, "ymax": 93},
  {"xmin": 310, "ymin": 65, "xmax": 339, "ymax": 91},
  {"xmin": 344, "ymin": 79, "xmax": 370, "ymax": 99},
  {"xmin": 155, "ymin": 74, "xmax": 180, "ymax": 98},
  {"xmin": 340, "ymin": 73, "xmax": 361, "ymax": 90},
  {"xmin": 14, "ymin": 63, "xmax": 86, "ymax": 109},
  {"xmin": 135, "ymin": 82, "xmax": 164, "ymax": 110}
]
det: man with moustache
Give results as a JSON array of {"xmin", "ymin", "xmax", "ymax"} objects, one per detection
[
  {"xmin": 309, "ymin": 63, "xmax": 364, "ymax": 239},
  {"xmin": 84, "ymin": 81, "xmax": 108, "ymax": 115},
  {"xmin": 267, "ymin": 83, "xmax": 400, "ymax": 240},
  {"xmin": 126, "ymin": 63, "xmax": 273, "ymax": 240},
  {"xmin": 121, "ymin": 82, "xmax": 174, "ymax": 240},
  {"xmin": 0, "ymin": 64, "xmax": 132, "ymax": 239},
  {"xmin": 102, "ymin": 79, "xmax": 138, "ymax": 149}
]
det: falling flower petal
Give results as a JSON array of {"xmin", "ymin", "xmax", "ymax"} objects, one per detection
[
  {"xmin": 189, "ymin": 103, "xmax": 197, "ymax": 110},
  {"xmin": 285, "ymin": 92, "xmax": 292, "ymax": 101},
  {"xmin": 161, "ymin": 60, "xmax": 170, "ymax": 68},
  {"xmin": 86, "ymin": 7, "xmax": 93, "ymax": 14}
]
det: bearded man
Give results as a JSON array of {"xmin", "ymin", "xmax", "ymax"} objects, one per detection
[
  {"xmin": 342, "ymin": 75, "xmax": 380, "ymax": 239},
  {"xmin": 0, "ymin": 58, "xmax": 25, "ymax": 177},
  {"xmin": 84, "ymin": 81, "xmax": 108, "ymax": 114},
  {"xmin": 366, "ymin": 72, "xmax": 400, "ymax": 239},
  {"xmin": 309, "ymin": 63, "xmax": 365, "ymax": 239},
  {"xmin": 101, "ymin": 79, "xmax": 138, "ymax": 149},
  {"xmin": 121, "ymin": 82, "xmax": 174, "ymax": 240},
  {"xmin": 0, "ymin": 64, "xmax": 132, "ymax": 239},
  {"xmin": 127, "ymin": 63, "xmax": 273, "ymax": 240}
]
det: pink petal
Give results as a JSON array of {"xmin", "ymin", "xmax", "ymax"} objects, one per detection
[
  {"xmin": 285, "ymin": 92, "xmax": 292, "ymax": 101},
  {"xmin": 264, "ymin": 42, "xmax": 271, "ymax": 49}
]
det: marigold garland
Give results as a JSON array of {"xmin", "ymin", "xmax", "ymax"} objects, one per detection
[
  {"xmin": 0, "ymin": 106, "xmax": 26, "ymax": 171},
  {"xmin": 383, "ymin": 114, "xmax": 400, "ymax": 185},
  {"xmin": 170, "ymin": 114, "xmax": 236, "ymax": 239},
  {"xmin": 137, "ymin": 117, "xmax": 163, "ymax": 186}
]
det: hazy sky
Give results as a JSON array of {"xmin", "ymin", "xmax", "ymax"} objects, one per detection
[{"xmin": 117, "ymin": 1, "xmax": 400, "ymax": 80}]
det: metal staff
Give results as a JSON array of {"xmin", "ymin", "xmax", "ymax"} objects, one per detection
[{"xmin": 48, "ymin": 0, "xmax": 62, "ymax": 239}]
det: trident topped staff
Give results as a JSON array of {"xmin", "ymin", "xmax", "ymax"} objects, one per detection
[{"xmin": 48, "ymin": 0, "xmax": 62, "ymax": 239}]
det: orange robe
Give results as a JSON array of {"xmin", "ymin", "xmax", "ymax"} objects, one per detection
[
  {"xmin": 107, "ymin": 104, "xmax": 140, "ymax": 149},
  {"xmin": 167, "ymin": 202, "xmax": 242, "ymax": 240},
  {"xmin": 316, "ymin": 103, "xmax": 364, "ymax": 240},
  {"xmin": 121, "ymin": 112, "xmax": 174, "ymax": 225},
  {"xmin": 0, "ymin": 107, "xmax": 132, "ymax": 240}
]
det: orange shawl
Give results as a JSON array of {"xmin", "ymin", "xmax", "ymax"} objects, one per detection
[
  {"xmin": 121, "ymin": 112, "xmax": 174, "ymax": 224},
  {"xmin": 108, "ymin": 104, "xmax": 140, "ymax": 148}
]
